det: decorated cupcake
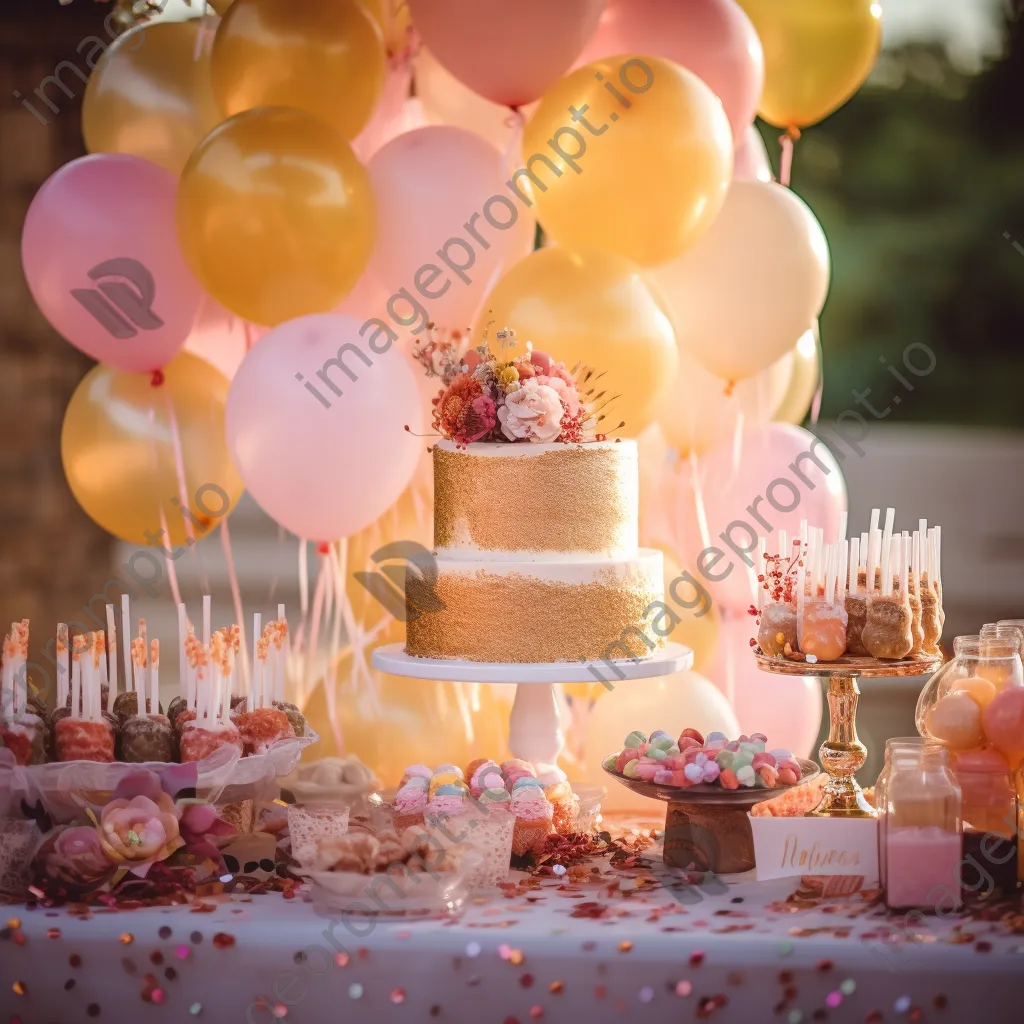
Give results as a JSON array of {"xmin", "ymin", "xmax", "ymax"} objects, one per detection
[
  {"xmin": 509, "ymin": 784, "xmax": 554, "ymax": 856},
  {"xmin": 393, "ymin": 777, "xmax": 429, "ymax": 832},
  {"xmin": 537, "ymin": 766, "xmax": 579, "ymax": 835}
]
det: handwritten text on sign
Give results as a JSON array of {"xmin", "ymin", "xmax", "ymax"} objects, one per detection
[{"xmin": 749, "ymin": 815, "xmax": 879, "ymax": 884}]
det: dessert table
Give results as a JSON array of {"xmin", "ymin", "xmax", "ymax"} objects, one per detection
[{"xmin": 4, "ymin": 827, "xmax": 1022, "ymax": 1024}]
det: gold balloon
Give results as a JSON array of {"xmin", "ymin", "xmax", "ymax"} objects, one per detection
[
  {"xmin": 360, "ymin": 0, "xmax": 413, "ymax": 57},
  {"xmin": 774, "ymin": 326, "xmax": 821, "ymax": 425},
  {"xmin": 301, "ymin": 649, "xmax": 509, "ymax": 781},
  {"xmin": 738, "ymin": 0, "xmax": 882, "ymax": 129},
  {"xmin": 211, "ymin": 0, "xmax": 386, "ymax": 140},
  {"xmin": 475, "ymin": 246, "xmax": 678, "ymax": 435},
  {"xmin": 522, "ymin": 55, "xmax": 733, "ymax": 266},
  {"xmin": 61, "ymin": 353, "xmax": 244, "ymax": 547},
  {"xmin": 177, "ymin": 107, "xmax": 376, "ymax": 325},
  {"xmin": 82, "ymin": 20, "xmax": 221, "ymax": 176}
]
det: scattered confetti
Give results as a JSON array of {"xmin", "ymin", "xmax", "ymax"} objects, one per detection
[
  {"xmin": 120, "ymin": 933, "xmax": 134, "ymax": 945},
  {"xmin": 895, "ymin": 995, "xmax": 912, "ymax": 1013},
  {"xmin": 212, "ymin": 933, "xmax": 236, "ymax": 949},
  {"xmin": 390, "ymin": 988, "xmax": 406, "ymax": 1004},
  {"xmin": 335, "ymin": 953, "xmax": 350, "ymax": 967},
  {"xmin": 639, "ymin": 985, "xmax": 654, "ymax": 1003},
  {"xmin": 7, "ymin": 918, "xmax": 22, "ymax": 930},
  {"xmin": 788, "ymin": 1012, "xmax": 803, "ymax": 1024},
  {"xmin": 826, "ymin": 991, "xmax": 843, "ymax": 1008},
  {"xmin": 840, "ymin": 979, "xmax": 856, "ymax": 996},
  {"xmin": 158, "ymin": 926, "xmax": 172, "ymax": 940},
  {"xmin": 529, "ymin": 1006, "xmax": 544, "ymax": 1020},
  {"xmin": 689, "ymin": 951, "xmax": 705, "ymax": 967},
  {"xmin": 549, "ymin": 981, "xmax": 564, "ymax": 995},
  {"xmin": 618, "ymin": 940, "xmax": 633, "ymax": 953},
  {"xmin": 189, "ymin": 1003, "xmax": 203, "ymax": 1016},
  {"xmin": 349, "ymin": 984, "xmax": 363, "ymax": 1000},
  {"xmin": 466, "ymin": 942, "xmax": 481, "ymax": 958},
  {"xmin": 175, "ymin": 945, "xmax": 191, "ymax": 960},
  {"xmin": 509, "ymin": 949, "xmax": 525, "ymax": 966},
  {"xmin": 779, "ymin": 942, "xmax": 793, "ymax": 957},
  {"xmin": 12, "ymin": 981, "xmax": 27, "ymax": 996},
  {"xmin": 520, "ymin": 974, "xmax": 534, "ymax": 989},
  {"xmin": 675, "ymin": 980, "xmax": 692, "ymax": 997}
]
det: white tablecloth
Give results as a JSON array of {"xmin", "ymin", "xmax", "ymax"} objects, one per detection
[{"xmin": 3, "ymin": 849, "xmax": 1023, "ymax": 1023}]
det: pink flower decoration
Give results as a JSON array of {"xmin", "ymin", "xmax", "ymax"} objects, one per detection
[
  {"xmin": 38, "ymin": 826, "xmax": 114, "ymax": 890},
  {"xmin": 497, "ymin": 379, "xmax": 564, "ymax": 443},
  {"xmin": 97, "ymin": 792, "xmax": 183, "ymax": 874},
  {"xmin": 462, "ymin": 393, "xmax": 496, "ymax": 443}
]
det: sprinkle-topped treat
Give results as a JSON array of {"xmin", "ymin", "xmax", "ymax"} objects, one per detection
[
  {"xmin": 2, "ymin": 597, "xmax": 308, "ymax": 767},
  {"xmin": 751, "ymin": 509, "xmax": 944, "ymax": 663},
  {"xmin": 603, "ymin": 728, "xmax": 804, "ymax": 791}
]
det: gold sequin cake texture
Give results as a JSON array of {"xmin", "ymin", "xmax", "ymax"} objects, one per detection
[
  {"xmin": 406, "ymin": 441, "xmax": 665, "ymax": 664},
  {"xmin": 432, "ymin": 444, "xmax": 636, "ymax": 556},
  {"xmin": 405, "ymin": 565, "xmax": 664, "ymax": 664}
]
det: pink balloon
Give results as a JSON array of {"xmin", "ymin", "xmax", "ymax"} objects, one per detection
[
  {"xmin": 364, "ymin": 127, "xmax": 535, "ymax": 332},
  {"xmin": 226, "ymin": 314, "xmax": 424, "ymax": 541},
  {"xmin": 21, "ymin": 154, "xmax": 202, "ymax": 372},
  {"xmin": 707, "ymin": 614, "xmax": 822, "ymax": 759},
  {"xmin": 734, "ymin": 124, "xmax": 774, "ymax": 183},
  {"xmin": 407, "ymin": 0, "xmax": 605, "ymax": 108},
  {"xmin": 672, "ymin": 423, "xmax": 847, "ymax": 614},
  {"xmin": 982, "ymin": 686, "xmax": 1024, "ymax": 767},
  {"xmin": 576, "ymin": 0, "xmax": 764, "ymax": 141}
]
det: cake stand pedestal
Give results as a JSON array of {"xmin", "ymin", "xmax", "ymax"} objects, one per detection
[
  {"xmin": 373, "ymin": 643, "xmax": 694, "ymax": 770},
  {"xmin": 754, "ymin": 653, "xmax": 941, "ymax": 818},
  {"xmin": 603, "ymin": 761, "xmax": 820, "ymax": 873}
]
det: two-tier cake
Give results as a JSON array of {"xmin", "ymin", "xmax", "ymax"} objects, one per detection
[{"xmin": 404, "ymin": 329, "xmax": 664, "ymax": 665}]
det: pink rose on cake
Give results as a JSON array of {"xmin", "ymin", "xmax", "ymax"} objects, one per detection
[
  {"xmin": 96, "ymin": 792, "xmax": 184, "ymax": 872},
  {"xmin": 498, "ymin": 379, "xmax": 564, "ymax": 443},
  {"xmin": 535, "ymin": 375, "xmax": 581, "ymax": 419}
]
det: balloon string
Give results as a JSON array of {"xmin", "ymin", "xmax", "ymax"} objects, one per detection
[
  {"xmin": 194, "ymin": 1, "xmax": 212, "ymax": 62},
  {"xmin": 158, "ymin": 507, "xmax": 183, "ymax": 609},
  {"xmin": 688, "ymin": 448, "xmax": 712, "ymax": 555},
  {"xmin": 219, "ymin": 516, "xmax": 250, "ymax": 689},
  {"xmin": 306, "ymin": 550, "xmax": 330, "ymax": 684},
  {"xmin": 723, "ymin": 612, "xmax": 737, "ymax": 708},
  {"xmin": 778, "ymin": 127, "xmax": 800, "ymax": 188}
]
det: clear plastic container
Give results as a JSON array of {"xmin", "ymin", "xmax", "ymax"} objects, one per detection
[
  {"xmin": 951, "ymin": 747, "xmax": 1018, "ymax": 894},
  {"xmin": 874, "ymin": 737, "xmax": 928, "ymax": 889},
  {"xmin": 916, "ymin": 634, "xmax": 1024, "ymax": 750},
  {"xmin": 881, "ymin": 742, "xmax": 962, "ymax": 912}
]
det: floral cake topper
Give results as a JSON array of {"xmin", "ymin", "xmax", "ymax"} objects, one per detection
[{"xmin": 413, "ymin": 325, "xmax": 620, "ymax": 446}]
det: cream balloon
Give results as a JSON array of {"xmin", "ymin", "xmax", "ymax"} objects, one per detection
[
  {"xmin": 653, "ymin": 343, "xmax": 793, "ymax": 457},
  {"xmin": 647, "ymin": 180, "xmax": 830, "ymax": 382},
  {"xmin": 581, "ymin": 671, "xmax": 740, "ymax": 813},
  {"xmin": 773, "ymin": 325, "xmax": 820, "ymax": 424}
]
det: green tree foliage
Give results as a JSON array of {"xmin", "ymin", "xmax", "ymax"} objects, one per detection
[{"xmin": 764, "ymin": 0, "xmax": 1024, "ymax": 426}]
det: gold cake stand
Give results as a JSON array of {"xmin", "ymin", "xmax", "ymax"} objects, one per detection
[{"xmin": 754, "ymin": 652, "xmax": 942, "ymax": 818}]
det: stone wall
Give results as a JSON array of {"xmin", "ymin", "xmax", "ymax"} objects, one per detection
[{"xmin": 0, "ymin": 1, "xmax": 115, "ymax": 698}]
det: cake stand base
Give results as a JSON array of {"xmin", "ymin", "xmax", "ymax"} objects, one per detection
[
  {"xmin": 754, "ymin": 652, "xmax": 942, "ymax": 819},
  {"xmin": 373, "ymin": 643, "xmax": 694, "ymax": 768},
  {"xmin": 664, "ymin": 803, "xmax": 756, "ymax": 874}
]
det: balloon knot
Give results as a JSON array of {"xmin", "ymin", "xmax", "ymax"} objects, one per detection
[
  {"xmin": 723, "ymin": 379, "xmax": 736, "ymax": 397},
  {"xmin": 316, "ymin": 542, "xmax": 331, "ymax": 556},
  {"xmin": 786, "ymin": 125, "xmax": 802, "ymax": 141},
  {"xmin": 150, "ymin": 369, "xmax": 166, "ymax": 388}
]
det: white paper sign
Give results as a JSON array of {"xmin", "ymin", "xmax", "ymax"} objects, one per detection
[{"xmin": 750, "ymin": 814, "xmax": 879, "ymax": 885}]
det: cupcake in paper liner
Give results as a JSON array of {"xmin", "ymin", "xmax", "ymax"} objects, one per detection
[
  {"xmin": 509, "ymin": 784, "xmax": 554, "ymax": 856},
  {"xmin": 392, "ymin": 776, "xmax": 429, "ymax": 832},
  {"xmin": 537, "ymin": 766, "xmax": 579, "ymax": 836}
]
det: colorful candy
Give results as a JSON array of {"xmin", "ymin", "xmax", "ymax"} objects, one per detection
[{"xmin": 608, "ymin": 728, "xmax": 804, "ymax": 792}]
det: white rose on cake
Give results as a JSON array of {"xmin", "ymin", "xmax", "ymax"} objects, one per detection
[{"xmin": 497, "ymin": 379, "xmax": 564, "ymax": 443}]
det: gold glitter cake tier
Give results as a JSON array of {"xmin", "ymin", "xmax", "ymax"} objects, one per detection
[
  {"xmin": 405, "ymin": 551, "xmax": 665, "ymax": 664},
  {"xmin": 432, "ymin": 439, "xmax": 638, "ymax": 560}
]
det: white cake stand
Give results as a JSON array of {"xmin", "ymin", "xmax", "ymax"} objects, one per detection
[{"xmin": 372, "ymin": 642, "xmax": 694, "ymax": 772}]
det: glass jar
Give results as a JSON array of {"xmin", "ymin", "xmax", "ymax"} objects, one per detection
[
  {"xmin": 881, "ymin": 742, "xmax": 962, "ymax": 912},
  {"xmin": 874, "ymin": 737, "xmax": 928, "ymax": 889},
  {"xmin": 915, "ymin": 635, "xmax": 1024, "ymax": 751},
  {"xmin": 950, "ymin": 747, "xmax": 1019, "ymax": 894}
]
